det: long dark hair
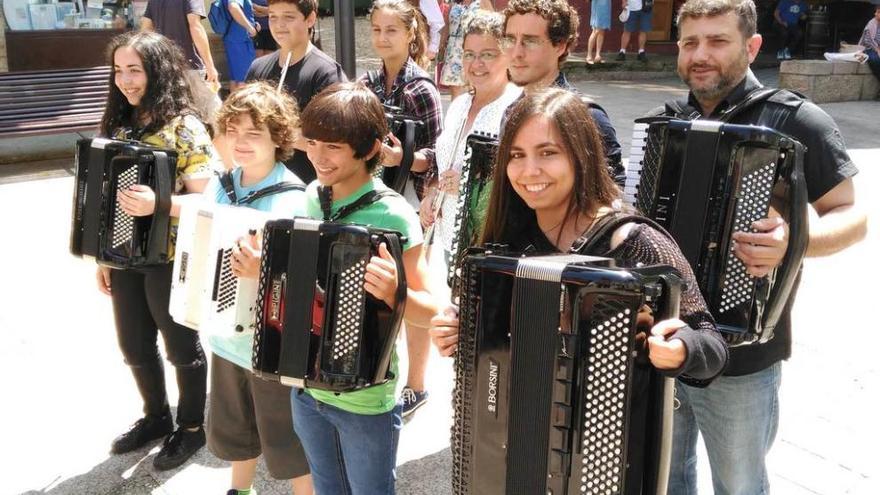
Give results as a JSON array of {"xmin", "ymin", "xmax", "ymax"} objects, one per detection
[
  {"xmin": 100, "ymin": 31, "xmax": 195, "ymax": 138},
  {"xmin": 481, "ymin": 88, "xmax": 619, "ymax": 246}
]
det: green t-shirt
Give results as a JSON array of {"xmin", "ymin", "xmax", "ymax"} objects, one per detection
[{"xmin": 304, "ymin": 178, "xmax": 423, "ymax": 415}]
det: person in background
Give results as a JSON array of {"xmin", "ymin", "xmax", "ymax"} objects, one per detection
[
  {"xmin": 141, "ymin": 0, "xmax": 222, "ymax": 125},
  {"xmin": 773, "ymin": 0, "xmax": 806, "ymax": 60},
  {"xmin": 252, "ymin": 0, "xmax": 279, "ymax": 57},
  {"xmin": 858, "ymin": 4, "xmax": 880, "ymax": 88},
  {"xmin": 224, "ymin": 0, "xmax": 259, "ymax": 92},
  {"xmin": 438, "ymin": 0, "xmax": 495, "ymax": 99},
  {"xmin": 417, "ymin": 0, "xmax": 446, "ymax": 60},
  {"xmin": 586, "ymin": 0, "xmax": 611, "ymax": 64},
  {"xmin": 617, "ymin": 0, "xmax": 653, "ymax": 61}
]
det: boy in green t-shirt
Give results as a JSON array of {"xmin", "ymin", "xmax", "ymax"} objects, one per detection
[{"xmin": 292, "ymin": 82, "xmax": 438, "ymax": 494}]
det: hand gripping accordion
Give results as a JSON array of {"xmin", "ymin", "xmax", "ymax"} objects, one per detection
[
  {"xmin": 376, "ymin": 103, "xmax": 425, "ymax": 194},
  {"xmin": 623, "ymin": 118, "xmax": 808, "ymax": 346},
  {"xmin": 451, "ymin": 249, "xmax": 682, "ymax": 495},
  {"xmin": 69, "ymin": 138, "xmax": 176, "ymax": 269},
  {"xmin": 251, "ymin": 218, "xmax": 407, "ymax": 392},
  {"xmin": 170, "ymin": 203, "xmax": 274, "ymax": 334}
]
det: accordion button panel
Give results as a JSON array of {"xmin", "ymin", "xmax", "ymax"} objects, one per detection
[{"xmin": 111, "ymin": 165, "xmax": 138, "ymax": 249}]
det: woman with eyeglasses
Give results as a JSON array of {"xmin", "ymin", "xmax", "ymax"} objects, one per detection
[
  {"xmin": 438, "ymin": 0, "xmax": 494, "ymax": 99},
  {"xmin": 420, "ymin": 10, "xmax": 521, "ymax": 272}
]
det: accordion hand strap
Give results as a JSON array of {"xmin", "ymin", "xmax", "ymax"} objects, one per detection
[
  {"xmin": 146, "ymin": 151, "xmax": 173, "ymax": 265},
  {"xmin": 392, "ymin": 119, "xmax": 417, "ymax": 193},
  {"xmin": 374, "ymin": 233, "xmax": 407, "ymax": 382}
]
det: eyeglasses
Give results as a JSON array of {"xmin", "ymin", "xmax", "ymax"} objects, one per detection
[
  {"xmin": 461, "ymin": 50, "xmax": 502, "ymax": 63},
  {"xmin": 500, "ymin": 35, "xmax": 550, "ymax": 52}
]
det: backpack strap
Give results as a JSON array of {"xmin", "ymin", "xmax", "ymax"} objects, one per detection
[
  {"xmin": 218, "ymin": 170, "xmax": 238, "ymax": 204},
  {"xmin": 569, "ymin": 212, "xmax": 674, "ymax": 255},
  {"xmin": 318, "ymin": 185, "xmax": 396, "ymax": 222}
]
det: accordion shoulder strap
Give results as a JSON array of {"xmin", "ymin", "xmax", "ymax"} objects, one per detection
[
  {"xmin": 569, "ymin": 211, "xmax": 674, "ymax": 255},
  {"xmin": 318, "ymin": 185, "xmax": 395, "ymax": 222},
  {"xmin": 218, "ymin": 170, "xmax": 306, "ymax": 205},
  {"xmin": 147, "ymin": 151, "xmax": 173, "ymax": 264}
]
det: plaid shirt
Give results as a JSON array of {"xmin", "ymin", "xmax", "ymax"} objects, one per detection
[{"xmin": 360, "ymin": 59, "xmax": 443, "ymax": 200}]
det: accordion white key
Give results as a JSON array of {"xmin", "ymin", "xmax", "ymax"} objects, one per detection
[{"xmin": 170, "ymin": 203, "xmax": 273, "ymax": 334}]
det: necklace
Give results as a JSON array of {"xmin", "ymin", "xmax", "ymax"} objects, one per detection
[{"xmin": 540, "ymin": 218, "xmax": 565, "ymax": 236}]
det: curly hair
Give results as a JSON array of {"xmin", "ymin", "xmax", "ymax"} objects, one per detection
[
  {"xmin": 100, "ymin": 31, "xmax": 196, "ymax": 138},
  {"xmin": 301, "ymin": 82, "xmax": 389, "ymax": 173},
  {"xmin": 215, "ymin": 82, "xmax": 301, "ymax": 162},
  {"xmin": 502, "ymin": 0, "xmax": 579, "ymax": 64},
  {"xmin": 481, "ymin": 88, "xmax": 619, "ymax": 246},
  {"xmin": 464, "ymin": 9, "xmax": 505, "ymax": 42},
  {"xmin": 370, "ymin": 0, "xmax": 431, "ymax": 69}
]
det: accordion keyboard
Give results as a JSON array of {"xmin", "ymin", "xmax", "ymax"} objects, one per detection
[
  {"xmin": 623, "ymin": 123, "xmax": 648, "ymax": 205},
  {"xmin": 331, "ymin": 259, "xmax": 368, "ymax": 364},
  {"xmin": 111, "ymin": 165, "xmax": 138, "ymax": 248},
  {"xmin": 216, "ymin": 248, "xmax": 238, "ymax": 313},
  {"xmin": 718, "ymin": 162, "xmax": 776, "ymax": 313}
]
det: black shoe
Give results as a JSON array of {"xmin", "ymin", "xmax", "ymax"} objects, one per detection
[
  {"xmin": 153, "ymin": 427, "xmax": 206, "ymax": 471},
  {"xmin": 110, "ymin": 413, "xmax": 173, "ymax": 454},
  {"xmin": 616, "ymin": 51, "xmax": 626, "ymax": 61},
  {"xmin": 637, "ymin": 51, "xmax": 647, "ymax": 62}
]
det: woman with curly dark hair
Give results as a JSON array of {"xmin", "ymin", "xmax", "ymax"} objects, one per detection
[{"xmin": 95, "ymin": 31, "xmax": 221, "ymax": 471}]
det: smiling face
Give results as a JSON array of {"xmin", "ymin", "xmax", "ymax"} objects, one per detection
[
  {"xmin": 306, "ymin": 139, "xmax": 376, "ymax": 199},
  {"xmin": 225, "ymin": 113, "xmax": 277, "ymax": 170},
  {"xmin": 462, "ymin": 33, "xmax": 509, "ymax": 94},
  {"xmin": 370, "ymin": 8, "xmax": 413, "ymax": 62},
  {"xmin": 113, "ymin": 46, "xmax": 148, "ymax": 107},
  {"xmin": 506, "ymin": 115, "xmax": 575, "ymax": 225},
  {"xmin": 503, "ymin": 13, "xmax": 565, "ymax": 88},
  {"xmin": 269, "ymin": 2, "xmax": 315, "ymax": 51},
  {"xmin": 677, "ymin": 12, "xmax": 761, "ymax": 109}
]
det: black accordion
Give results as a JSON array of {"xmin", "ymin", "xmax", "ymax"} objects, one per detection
[
  {"xmin": 69, "ymin": 137, "xmax": 177, "ymax": 269},
  {"xmin": 377, "ymin": 104, "xmax": 425, "ymax": 194},
  {"xmin": 623, "ymin": 119, "xmax": 808, "ymax": 345},
  {"xmin": 448, "ymin": 132, "xmax": 498, "ymax": 299},
  {"xmin": 452, "ymin": 250, "xmax": 682, "ymax": 495},
  {"xmin": 251, "ymin": 218, "xmax": 407, "ymax": 392}
]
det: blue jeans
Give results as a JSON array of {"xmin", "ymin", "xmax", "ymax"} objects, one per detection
[
  {"xmin": 292, "ymin": 390, "xmax": 402, "ymax": 495},
  {"xmin": 668, "ymin": 362, "xmax": 782, "ymax": 495},
  {"xmin": 866, "ymin": 48, "xmax": 880, "ymax": 83}
]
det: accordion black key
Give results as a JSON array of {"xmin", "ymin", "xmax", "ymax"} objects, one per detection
[
  {"xmin": 452, "ymin": 250, "xmax": 682, "ymax": 495},
  {"xmin": 623, "ymin": 118, "xmax": 808, "ymax": 345},
  {"xmin": 69, "ymin": 137, "xmax": 177, "ymax": 269},
  {"xmin": 376, "ymin": 104, "xmax": 425, "ymax": 194},
  {"xmin": 251, "ymin": 218, "xmax": 408, "ymax": 392},
  {"xmin": 447, "ymin": 131, "xmax": 498, "ymax": 299}
]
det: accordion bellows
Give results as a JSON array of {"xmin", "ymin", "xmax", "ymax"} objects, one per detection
[
  {"xmin": 624, "ymin": 118, "xmax": 808, "ymax": 344},
  {"xmin": 170, "ymin": 203, "xmax": 272, "ymax": 334},
  {"xmin": 70, "ymin": 138, "xmax": 177, "ymax": 268},
  {"xmin": 452, "ymin": 251, "xmax": 682, "ymax": 495},
  {"xmin": 251, "ymin": 218, "xmax": 407, "ymax": 392}
]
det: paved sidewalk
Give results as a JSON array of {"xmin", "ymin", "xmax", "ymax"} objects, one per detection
[{"xmin": 2, "ymin": 44, "xmax": 878, "ymax": 495}]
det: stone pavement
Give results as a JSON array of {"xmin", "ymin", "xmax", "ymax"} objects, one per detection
[{"xmin": 1, "ymin": 51, "xmax": 878, "ymax": 495}]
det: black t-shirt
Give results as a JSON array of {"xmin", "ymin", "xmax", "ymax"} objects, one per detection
[
  {"xmin": 144, "ymin": 0, "xmax": 205, "ymax": 70},
  {"xmin": 246, "ymin": 47, "xmax": 348, "ymax": 183},
  {"xmin": 658, "ymin": 70, "xmax": 859, "ymax": 376}
]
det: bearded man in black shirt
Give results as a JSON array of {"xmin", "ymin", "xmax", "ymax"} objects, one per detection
[{"xmin": 658, "ymin": 1, "xmax": 867, "ymax": 494}]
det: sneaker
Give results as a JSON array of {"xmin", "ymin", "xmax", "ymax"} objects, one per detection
[
  {"xmin": 400, "ymin": 387, "xmax": 429, "ymax": 418},
  {"xmin": 637, "ymin": 51, "xmax": 647, "ymax": 62},
  {"xmin": 776, "ymin": 49, "xmax": 784, "ymax": 61},
  {"xmin": 110, "ymin": 413, "xmax": 173, "ymax": 454},
  {"xmin": 783, "ymin": 48, "xmax": 792, "ymax": 60},
  {"xmin": 153, "ymin": 427, "xmax": 206, "ymax": 471},
  {"xmin": 616, "ymin": 51, "xmax": 626, "ymax": 61}
]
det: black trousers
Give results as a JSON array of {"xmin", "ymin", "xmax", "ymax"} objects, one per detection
[
  {"xmin": 777, "ymin": 22, "xmax": 802, "ymax": 51},
  {"xmin": 110, "ymin": 263, "xmax": 207, "ymax": 428}
]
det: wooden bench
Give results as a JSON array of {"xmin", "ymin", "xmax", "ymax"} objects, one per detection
[{"xmin": 0, "ymin": 66, "xmax": 110, "ymax": 138}]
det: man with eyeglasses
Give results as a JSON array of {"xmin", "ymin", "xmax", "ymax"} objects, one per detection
[{"xmin": 501, "ymin": 0, "xmax": 624, "ymax": 186}]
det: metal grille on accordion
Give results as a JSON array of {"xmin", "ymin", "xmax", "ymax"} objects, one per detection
[
  {"xmin": 251, "ymin": 218, "xmax": 407, "ymax": 392},
  {"xmin": 622, "ymin": 118, "xmax": 808, "ymax": 345},
  {"xmin": 170, "ymin": 204, "xmax": 270, "ymax": 334},
  {"xmin": 69, "ymin": 137, "xmax": 177, "ymax": 269},
  {"xmin": 452, "ymin": 250, "xmax": 682, "ymax": 495}
]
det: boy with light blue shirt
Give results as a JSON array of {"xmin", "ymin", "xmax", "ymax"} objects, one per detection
[{"xmin": 201, "ymin": 82, "xmax": 314, "ymax": 495}]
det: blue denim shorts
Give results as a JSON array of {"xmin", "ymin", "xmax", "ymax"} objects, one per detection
[{"xmin": 624, "ymin": 9, "xmax": 654, "ymax": 33}]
